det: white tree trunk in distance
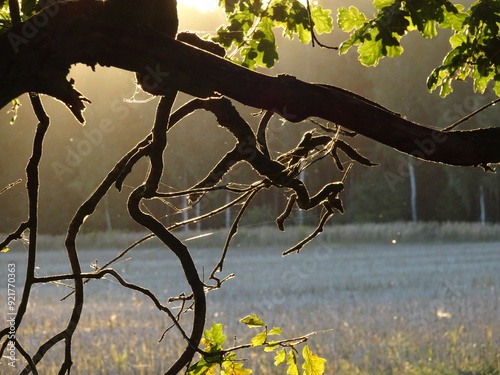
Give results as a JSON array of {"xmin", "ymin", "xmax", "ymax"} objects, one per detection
[{"xmin": 408, "ymin": 158, "xmax": 417, "ymax": 222}]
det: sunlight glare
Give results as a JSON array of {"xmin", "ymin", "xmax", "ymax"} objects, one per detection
[
  {"xmin": 179, "ymin": 0, "xmax": 317, "ymax": 13},
  {"xmin": 179, "ymin": 0, "xmax": 218, "ymax": 13},
  {"xmin": 184, "ymin": 232, "xmax": 214, "ymax": 242}
]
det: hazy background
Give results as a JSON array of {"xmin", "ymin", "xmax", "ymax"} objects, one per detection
[
  {"xmin": 1, "ymin": 0, "xmax": 499, "ymax": 234},
  {"xmin": 0, "ymin": 3, "xmax": 499, "ymax": 373}
]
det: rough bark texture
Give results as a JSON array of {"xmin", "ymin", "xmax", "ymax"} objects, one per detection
[{"xmin": 1, "ymin": 0, "xmax": 499, "ymax": 167}]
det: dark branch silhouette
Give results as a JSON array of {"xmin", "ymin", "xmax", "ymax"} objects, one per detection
[
  {"xmin": 0, "ymin": 1, "xmax": 499, "ymax": 167},
  {"xmin": 1, "ymin": 1, "xmax": 499, "ymax": 373}
]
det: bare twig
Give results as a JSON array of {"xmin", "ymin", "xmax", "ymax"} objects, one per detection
[
  {"xmin": 283, "ymin": 208, "xmax": 335, "ymax": 255},
  {"xmin": 210, "ymin": 187, "xmax": 263, "ymax": 285},
  {"xmin": 0, "ymin": 179, "xmax": 22, "ymax": 195},
  {"xmin": 306, "ymin": 0, "xmax": 338, "ymax": 50},
  {"xmin": 0, "ymin": 221, "xmax": 29, "ymax": 251},
  {"xmin": 443, "ymin": 97, "xmax": 500, "ymax": 131}
]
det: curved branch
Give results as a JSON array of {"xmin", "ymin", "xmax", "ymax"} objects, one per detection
[
  {"xmin": 127, "ymin": 94, "xmax": 206, "ymax": 375},
  {"xmin": 1, "ymin": 95, "xmax": 50, "ymax": 374},
  {"xmin": 128, "ymin": 188, "xmax": 206, "ymax": 375},
  {"xmin": 0, "ymin": 1, "xmax": 499, "ymax": 167}
]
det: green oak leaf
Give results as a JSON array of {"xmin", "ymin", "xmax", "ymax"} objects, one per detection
[
  {"xmin": 250, "ymin": 329, "xmax": 267, "ymax": 347},
  {"xmin": 286, "ymin": 350, "xmax": 299, "ymax": 375},
  {"xmin": 357, "ymin": 37, "xmax": 384, "ymax": 66},
  {"xmin": 373, "ymin": 0, "xmax": 396, "ymax": 10},
  {"xmin": 221, "ymin": 353, "xmax": 253, "ymax": 375},
  {"xmin": 264, "ymin": 341, "xmax": 279, "ymax": 352},
  {"xmin": 202, "ymin": 323, "xmax": 226, "ymax": 352},
  {"xmin": 240, "ymin": 314, "xmax": 265, "ymax": 327},
  {"xmin": 338, "ymin": 6, "xmax": 367, "ymax": 32},
  {"xmin": 274, "ymin": 349, "xmax": 287, "ymax": 365},
  {"xmin": 188, "ymin": 358, "xmax": 218, "ymax": 375},
  {"xmin": 269, "ymin": 327, "xmax": 283, "ymax": 335},
  {"xmin": 302, "ymin": 345, "xmax": 327, "ymax": 375},
  {"xmin": 311, "ymin": 5, "xmax": 333, "ymax": 34}
]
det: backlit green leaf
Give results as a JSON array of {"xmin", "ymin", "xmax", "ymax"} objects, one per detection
[
  {"xmin": 440, "ymin": 4, "xmax": 467, "ymax": 30},
  {"xmin": 385, "ymin": 44, "xmax": 403, "ymax": 58},
  {"xmin": 338, "ymin": 7, "xmax": 367, "ymax": 32},
  {"xmin": 473, "ymin": 63, "xmax": 494, "ymax": 93},
  {"xmin": 264, "ymin": 341, "xmax": 279, "ymax": 352},
  {"xmin": 250, "ymin": 329, "xmax": 267, "ymax": 347},
  {"xmin": 286, "ymin": 350, "xmax": 299, "ymax": 375},
  {"xmin": 274, "ymin": 349, "xmax": 287, "ymax": 365},
  {"xmin": 339, "ymin": 35, "xmax": 357, "ymax": 54},
  {"xmin": 240, "ymin": 314, "xmax": 265, "ymax": 327},
  {"xmin": 440, "ymin": 78, "xmax": 454, "ymax": 97},
  {"xmin": 357, "ymin": 37, "xmax": 383, "ymax": 66},
  {"xmin": 311, "ymin": 6, "xmax": 333, "ymax": 34},
  {"xmin": 269, "ymin": 327, "xmax": 283, "ymax": 335},
  {"xmin": 203, "ymin": 323, "xmax": 226, "ymax": 352},
  {"xmin": 221, "ymin": 353, "xmax": 253, "ymax": 375},
  {"xmin": 449, "ymin": 34, "xmax": 467, "ymax": 49},
  {"xmin": 297, "ymin": 22, "xmax": 311, "ymax": 44},
  {"xmin": 493, "ymin": 80, "xmax": 500, "ymax": 96},
  {"xmin": 188, "ymin": 358, "xmax": 218, "ymax": 375},
  {"xmin": 373, "ymin": 0, "xmax": 396, "ymax": 10},
  {"xmin": 302, "ymin": 345, "xmax": 327, "ymax": 375},
  {"xmin": 422, "ymin": 20, "xmax": 438, "ymax": 38}
]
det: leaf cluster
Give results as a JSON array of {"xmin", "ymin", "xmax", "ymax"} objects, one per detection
[
  {"xmin": 188, "ymin": 315, "xmax": 327, "ymax": 375},
  {"xmin": 0, "ymin": 0, "xmax": 12, "ymax": 33},
  {"xmin": 338, "ymin": 0, "xmax": 461, "ymax": 65},
  {"xmin": 213, "ymin": 0, "xmax": 333, "ymax": 69},
  {"xmin": 0, "ymin": 0, "xmax": 51, "ymax": 33},
  {"xmin": 427, "ymin": 0, "xmax": 500, "ymax": 96},
  {"xmin": 337, "ymin": 0, "xmax": 500, "ymax": 96}
]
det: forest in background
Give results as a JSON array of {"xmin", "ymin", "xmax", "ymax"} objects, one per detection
[{"xmin": 1, "ymin": 2, "xmax": 499, "ymax": 234}]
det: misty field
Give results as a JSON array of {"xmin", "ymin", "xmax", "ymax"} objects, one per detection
[{"xmin": 1, "ymin": 224, "xmax": 499, "ymax": 374}]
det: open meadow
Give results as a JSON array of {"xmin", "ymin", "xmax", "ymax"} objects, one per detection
[{"xmin": 1, "ymin": 223, "xmax": 499, "ymax": 374}]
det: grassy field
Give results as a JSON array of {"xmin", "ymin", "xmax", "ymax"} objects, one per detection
[{"xmin": 1, "ymin": 223, "xmax": 499, "ymax": 374}]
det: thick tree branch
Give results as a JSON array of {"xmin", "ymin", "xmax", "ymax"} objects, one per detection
[{"xmin": 0, "ymin": 1, "xmax": 499, "ymax": 167}]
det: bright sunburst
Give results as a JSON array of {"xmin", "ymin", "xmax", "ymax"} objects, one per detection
[{"xmin": 178, "ymin": 0, "xmax": 219, "ymax": 13}]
